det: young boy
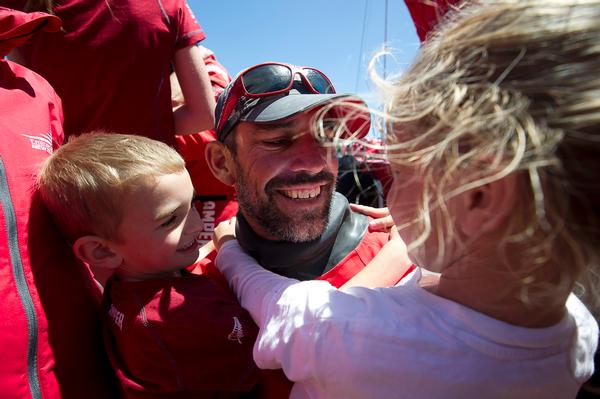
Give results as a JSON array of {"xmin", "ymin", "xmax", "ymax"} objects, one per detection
[{"xmin": 37, "ymin": 132, "xmax": 260, "ymax": 398}]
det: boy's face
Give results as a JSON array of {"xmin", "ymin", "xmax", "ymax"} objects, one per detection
[{"xmin": 110, "ymin": 170, "xmax": 204, "ymax": 281}]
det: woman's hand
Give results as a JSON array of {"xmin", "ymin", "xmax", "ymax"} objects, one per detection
[
  {"xmin": 212, "ymin": 217, "xmax": 237, "ymax": 251},
  {"xmin": 349, "ymin": 203, "xmax": 395, "ymax": 233}
]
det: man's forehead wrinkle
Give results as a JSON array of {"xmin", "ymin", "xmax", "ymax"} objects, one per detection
[
  {"xmin": 254, "ymin": 130, "xmax": 315, "ymax": 143},
  {"xmin": 253, "ymin": 120, "xmax": 318, "ymax": 140},
  {"xmin": 252, "ymin": 119, "xmax": 296, "ymax": 133}
]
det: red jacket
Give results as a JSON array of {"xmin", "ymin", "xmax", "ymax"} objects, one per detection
[
  {"xmin": 404, "ymin": 0, "xmax": 460, "ymax": 42},
  {"xmin": 0, "ymin": 8, "xmax": 117, "ymax": 398}
]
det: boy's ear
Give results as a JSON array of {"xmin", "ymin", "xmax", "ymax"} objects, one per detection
[
  {"xmin": 72, "ymin": 235, "xmax": 122, "ymax": 271},
  {"xmin": 205, "ymin": 141, "xmax": 236, "ymax": 186},
  {"xmin": 455, "ymin": 174, "xmax": 519, "ymax": 238}
]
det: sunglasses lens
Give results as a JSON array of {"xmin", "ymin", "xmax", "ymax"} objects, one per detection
[
  {"xmin": 242, "ymin": 64, "xmax": 292, "ymax": 94},
  {"xmin": 304, "ymin": 68, "xmax": 335, "ymax": 94}
]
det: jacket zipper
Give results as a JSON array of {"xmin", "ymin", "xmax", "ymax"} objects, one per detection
[{"xmin": 0, "ymin": 157, "xmax": 41, "ymax": 399}]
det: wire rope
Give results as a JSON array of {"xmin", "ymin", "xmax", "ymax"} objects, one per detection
[{"xmin": 354, "ymin": 0, "xmax": 369, "ymax": 92}]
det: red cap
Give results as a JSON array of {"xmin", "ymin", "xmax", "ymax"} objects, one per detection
[{"xmin": 0, "ymin": 7, "xmax": 61, "ymax": 56}]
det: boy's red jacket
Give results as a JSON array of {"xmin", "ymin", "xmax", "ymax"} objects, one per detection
[{"xmin": 0, "ymin": 7, "xmax": 116, "ymax": 398}]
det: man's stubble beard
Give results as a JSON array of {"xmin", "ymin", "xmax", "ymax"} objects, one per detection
[{"xmin": 234, "ymin": 161, "xmax": 335, "ymax": 243}]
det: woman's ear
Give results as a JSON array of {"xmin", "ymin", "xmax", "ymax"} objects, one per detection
[
  {"xmin": 205, "ymin": 141, "xmax": 236, "ymax": 186},
  {"xmin": 455, "ymin": 174, "xmax": 519, "ymax": 238},
  {"xmin": 72, "ymin": 235, "xmax": 122, "ymax": 271}
]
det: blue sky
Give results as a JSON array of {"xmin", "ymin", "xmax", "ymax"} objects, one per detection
[{"xmin": 188, "ymin": 1, "xmax": 421, "ymax": 104}]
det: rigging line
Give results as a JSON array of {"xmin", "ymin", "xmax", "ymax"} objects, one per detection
[
  {"xmin": 383, "ymin": 0, "xmax": 389, "ymax": 79},
  {"xmin": 355, "ymin": 0, "xmax": 369, "ymax": 92}
]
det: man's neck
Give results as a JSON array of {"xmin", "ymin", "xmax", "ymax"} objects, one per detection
[{"xmin": 235, "ymin": 193, "xmax": 368, "ymax": 280}]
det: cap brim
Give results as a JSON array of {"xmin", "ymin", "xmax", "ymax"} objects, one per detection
[
  {"xmin": 240, "ymin": 93, "xmax": 371, "ymax": 138},
  {"xmin": 240, "ymin": 93, "xmax": 355, "ymax": 122}
]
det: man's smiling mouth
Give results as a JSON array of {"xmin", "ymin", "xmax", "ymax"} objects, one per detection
[
  {"xmin": 266, "ymin": 170, "xmax": 335, "ymax": 202},
  {"xmin": 279, "ymin": 185, "xmax": 322, "ymax": 199}
]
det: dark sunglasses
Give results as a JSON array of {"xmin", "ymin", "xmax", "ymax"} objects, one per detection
[{"xmin": 216, "ymin": 62, "xmax": 336, "ymax": 137}]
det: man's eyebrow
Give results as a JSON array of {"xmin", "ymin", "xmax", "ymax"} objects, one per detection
[{"xmin": 253, "ymin": 120, "xmax": 296, "ymax": 133}]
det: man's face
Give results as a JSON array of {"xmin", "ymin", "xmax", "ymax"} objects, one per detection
[
  {"xmin": 230, "ymin": 110, "xmax": 338, "ymax": 242},
  {"xmin": 110, "ymin": 170, "xmax": 204, "ymax": 281}
]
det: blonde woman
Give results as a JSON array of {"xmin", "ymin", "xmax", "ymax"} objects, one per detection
[{"xmin": 213, "ymin": 1, "xmax": 600, "ymax": 398}]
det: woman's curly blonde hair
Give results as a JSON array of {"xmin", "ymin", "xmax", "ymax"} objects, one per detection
[{"xmin": 376, "ymin": 0, "xmax": 600, "ymax": 313}]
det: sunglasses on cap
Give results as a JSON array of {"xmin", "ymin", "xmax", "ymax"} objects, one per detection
[{"xmin": 215, "ymin": 62, "xmax": 337, "ymax": 141}]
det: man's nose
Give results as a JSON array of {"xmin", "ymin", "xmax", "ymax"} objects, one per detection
[{"xmin": 288, "ymin": 134, "xmax": 330, "ymax": 174}]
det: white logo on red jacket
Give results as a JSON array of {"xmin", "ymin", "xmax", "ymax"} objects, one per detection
[
  {"xmin": 227, "ymin": 317, "xmax": 245, "ymax": 344},
  {"xmin": 108, "ymin": 304, "xmax": 125, "ymax": 331},
  {"xmin": 198, "ymin": 201, "xmax": 216, "ymax": 244},
  {"xmin": 22, "ymin": 132, "xmax": 52, "ymax": 154}
]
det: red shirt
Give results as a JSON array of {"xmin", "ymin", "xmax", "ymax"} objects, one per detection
[
  {"xmin": 175, "ymin": 53, "xmax": 239, "ymax": 246},
  {"xmin": 0, "ymin": 7, "xmax": 117, "ymax": 398},
  {"xmin": 177, "ymin": 130, "xmax": 239, "ymax": 246},
  {"xmin": 404, "ymin": 0, "xmax": 460, "ymax": 42},
  {"xmin": 104, "ymin": 273, "xmax": 259, "ymax": 398},
  {"xmin": 8, "ymin": 0, "xmax": 205, "ymax": 145}
]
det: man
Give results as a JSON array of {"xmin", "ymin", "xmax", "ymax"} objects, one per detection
[
  {"xmin": 205, "ymin": 61, "xmax": 409, "ymax": 287},
  {"xmin": 205, "ymin": 62, "xmax": 411, "ymax": 397}
]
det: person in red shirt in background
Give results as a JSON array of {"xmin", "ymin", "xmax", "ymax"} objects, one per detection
[
  {"xmin": 173, "ymin": 46, "xmax": 239, "ymax": 255},
  {"xmin": 337, "ymin": 0, "xmax": 463, "ymax": 211},
  {"xmin": 337, "ymin": 138, "xmax": 391, "ymax": 208},
  {"xmin": 171, "ymin": 46, "xmax": 239, "ymax": 278},
  {"xmin": 343, "ymin": 0, "xmax": 464, "ymax": 231},
  {"xmin": 404, "ymin": 0, "xmax": 461, "ymax": 42},
  {"xmin": 6, "ymin": 0, "xmax": 215, "ymax": 144},
  {"xmin": 0, "ymin": 7, "xmax": 117, "ymax": 398}
]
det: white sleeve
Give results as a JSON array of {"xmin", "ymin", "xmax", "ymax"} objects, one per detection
[
  {"xmin": 215, "ymin": 240, "xmax": 347, "ymax": 379},
  {"xmin": 215, "ymin": 240, "xmax": 299, "ymax": 325}
]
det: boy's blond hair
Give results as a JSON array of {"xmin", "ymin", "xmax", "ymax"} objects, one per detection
[
  {"xmin": 378, "ymin": 0, "xmax": 600, "ymax": 311},
  {"xmin": 37, "ymin": 132, "xmax": 186, "ymax": 242}
]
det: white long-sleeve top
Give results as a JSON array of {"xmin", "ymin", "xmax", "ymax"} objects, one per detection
[{"xmin": 216, "ymin": 240, "xmax": 598, "ymax": 399}]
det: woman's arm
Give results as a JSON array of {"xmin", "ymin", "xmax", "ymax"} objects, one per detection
[{"xmin": 340, "ymin": 226, "xmax": 414, "ymax": 289}]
